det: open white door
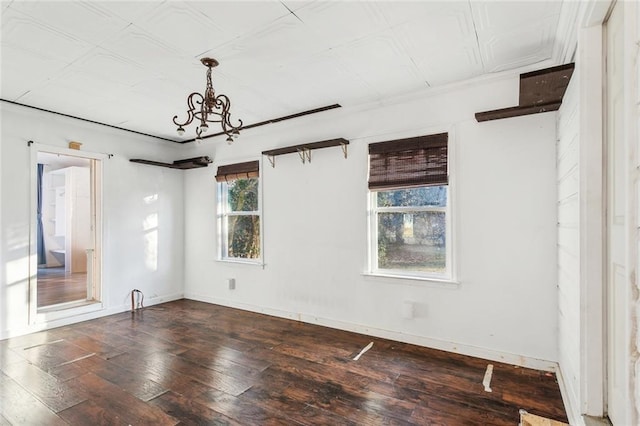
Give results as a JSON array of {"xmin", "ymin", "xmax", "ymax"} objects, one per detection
[{"xmin": 30, "ymin": 145, "xmax": 103, "ymax": 321}]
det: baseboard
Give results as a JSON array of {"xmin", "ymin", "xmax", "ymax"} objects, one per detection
[
  {"xmin": 556, "ymin": 365, "xmax": 585, "ymax": 426},
  {"xmin": 0, "ymin": 292, "xmax": 184, "ymax": 340},
  {"xmin": 184, "ymin": 293, "xmax": 557, "ymax": 372}
]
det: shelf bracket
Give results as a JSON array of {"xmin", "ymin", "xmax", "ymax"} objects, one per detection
[
  {"xmin": 262, "ymin": 138, "xmax": 349, "ymax": 167},
  {"xmin": 340, "ymin": 142, "xmax": 348, "ymax": 159},
  {"xmin": 297, "ymin": 147, "xmax": 311, "ymax": 164}
]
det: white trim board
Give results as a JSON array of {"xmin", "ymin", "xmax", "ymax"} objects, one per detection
[
  {"xmin": 0, "ymin": 292, "xmax": 184, "ymax": 341},
  {"xmin": 557, "ymin": 364, "xmax": 586, "ymax": 426},
  {"xmin": 184, "ymin": 292, "xmax": 558, "ymax": 372}
]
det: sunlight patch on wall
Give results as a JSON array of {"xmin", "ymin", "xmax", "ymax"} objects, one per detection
[
  {"xmin": 143, "ymin": 213, "xmax": 158, "ymax": 231},
  {"xmin": 5, "ymin": 255, "xmax": 31, "ymax": 286},
  {"xmin": 143, "ymin": 213, "xmax": 158, "ymax": 271},
  {"xmin": 5, "ymin": 223, "xmax": 29, "ymax": 251},
  {"xmin": 144, "ymin": 194, "xmax": 158, "ymax": 205},
  {"xmin": 4, "ymin": 256, "xmax": 31, "ymax": 330}
]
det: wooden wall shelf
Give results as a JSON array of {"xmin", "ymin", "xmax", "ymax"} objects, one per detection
[
  {"xmin": 262, "ymin": 138, "xmax": 349, "ymax": 167},
  {"xmin": 130, "ymin": 156, "xmax": 212, "ymax": 169},
  {"xmin": 475, "ymin": 63, "xmax": 574, "ymax": 122}
]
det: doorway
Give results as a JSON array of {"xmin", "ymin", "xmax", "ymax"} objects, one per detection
[{"xmin": 35, "ymin": 150, "xmax": 101, "ymax": 311}]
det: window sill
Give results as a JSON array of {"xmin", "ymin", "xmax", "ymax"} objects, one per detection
[
  {"xmin": 362, "ymin": 272, "xmax": 460, "ymax": 289},
  {"xmin": 216, "ymin": 258, "xmax": 265, "ymax": 268}
]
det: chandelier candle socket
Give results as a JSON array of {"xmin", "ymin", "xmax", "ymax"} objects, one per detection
[{"xmin": 173, "ymin": 57, "xmax": 242, "ymax": 144}]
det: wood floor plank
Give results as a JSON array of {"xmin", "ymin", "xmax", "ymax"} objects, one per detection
[
  {"xmin": 90, "ymin": 358, "xmax": 169, "ymax": 401},
  {"xmin": 239, "ymin": 385, "xmax": 361, "ymax": 426},
  {"xmin": 46, "ymin": 347, "xmax": 119, "ymax": 383},
  {"xmin": 265, "ymin": 364, "xmax": 414, "ymax": 424},
  {"xmin": 0, "ymin": 371, "xmax": 68, "ymax": 425},
  {"xmin": 3, "ymin": 361, "xmax": 87, "ymax": 412},
  {"xmin": 66, "ymin": 372, "xmax": 178, "ymax": 425},
  {"xmin": 0, "ymin": 299, "xmax": 568, "ymax": 424},
  {"xmin": 394, "ymin": 372, "xmax": 525, "ymax": 421},
  {"xmin": 3, "ymin": 329, "xmax": 64, "ymax": 350},
  {"xmin": 61, "ymin": 334, "xmax": 126, "ymax": 360},
  {"xmin": 193, "ymin": 388, "xmax": 305, "ymax": 425},
  {"xmin": 37, "ymin": 267, "xmax": 87, "ymax": 307},
  {"xmin": 0, "ymin": 343, "xmax": 25, "ymax": 372},
  {"xmin": 19, "ymin": 339, "xmax": 95, "ymax": 370},
  {"xmin": 58, "ymin": 400, "xmax": 131, "ymax": 426},
  {"xmin": 410, "ymin": 403, "xmax": 512, "ymax": 426},
  {"xmin": 415, "ymin": 391, "xmax": 518, "ymax": 426},
  {"xmin": 250, "ymin": 346, "xmax": 372, "ymax": 391},
  {"xmin": 246, "ymin": 367, "xmax": 395, "ymax": 425},
  {"xmin": 108, "ymin": 349, "xmax": 253, "ymax": 396},
  {"xmin": 149, "ymin": 391, "xmax": 241, "ymax": 425},
  {"xmin": 176, "ymin": 339, "xmax": 271, "ymax": 372},
  {"xmin": 178, "ymin": 347, "xmax": 263, "ymax": 380},
  {"xmin": 107, "ymin": 352, "xmax": 216, "ymax": 399}
]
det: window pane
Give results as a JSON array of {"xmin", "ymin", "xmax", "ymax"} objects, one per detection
[
  {"xmin": 227, "ymin": 215, "xmax": 260, "ymax": 258},
  {"xmin": 377, "ymin": 211, "xmax": 445, "ymax": 273},
  {"xmin": 227, "ymin": 178, "xmax": 259, "ymax": 212},
  {"xmin": 376, "ymin": 186, "xmax": 447, "ymax": 208}
]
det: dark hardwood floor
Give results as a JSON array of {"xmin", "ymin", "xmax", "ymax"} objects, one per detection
[
  {"xmin": 37, "ymin": 267, "xmax": 87, "ymax": 308},
  {"xmin": 0, "ymin": 299, "xmax": 568, "ymax": 425}
]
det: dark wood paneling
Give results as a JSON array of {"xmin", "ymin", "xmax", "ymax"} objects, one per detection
[
  {"xmin": 475, "ymin": 63, "xmax": 574, "ymax": 122},
  {"xmin": 0, "ymin": 299, "xmax": 568, "ymax": 424}
]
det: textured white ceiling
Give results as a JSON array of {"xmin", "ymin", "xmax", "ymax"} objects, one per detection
[{"xmin": 0, "ymin": 1, "xmax": 565, "ymax": 142}]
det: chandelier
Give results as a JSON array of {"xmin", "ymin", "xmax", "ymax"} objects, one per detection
[{"xmin": 173, "ymin": 57, "xmax": 242, "ymax": 143}]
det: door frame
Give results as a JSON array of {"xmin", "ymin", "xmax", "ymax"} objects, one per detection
[
  {"xmin": 592, "ymin": 0, "xmax": 638, "ymax": 421},
  {"xmin": 559, "ymin": 0, "xmax": 632, "ymax": 421},
  {"xmin": 28, "ymin": 143, "xmax": 106, "ymax": 324},
  {"xmin": 566, "ymin": 1, "xmax": 612, "ymax": 418}
]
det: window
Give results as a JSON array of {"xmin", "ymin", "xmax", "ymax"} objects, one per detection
[
  {"xmin": 216, "ymin": 161, "xmax": 261, "ymax": 261},
  {"xmin": 368, "ymin": 133, "xmax": 451, "ymax": 279}
]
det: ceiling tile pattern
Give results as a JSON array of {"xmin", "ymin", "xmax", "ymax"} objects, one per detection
[{"xmin": 0, "ymin": 1, "xmax": 564, "ymax": 142}]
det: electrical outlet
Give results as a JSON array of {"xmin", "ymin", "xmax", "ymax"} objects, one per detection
[{"xmin": 227, "ymin": 278, "xmax": 236, "ymax": 290}]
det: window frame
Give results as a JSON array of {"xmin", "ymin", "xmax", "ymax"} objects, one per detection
[
  {"xmin": 366, "ymin": 131, "xmax": 455, "ymax": 283},
  {"xmin": 368, "ymin": 185, "xmax": 452, "ymax": 281},
  {"xmin": 216, "ymin": 169, "xmax": 263, "ymax": 265}
]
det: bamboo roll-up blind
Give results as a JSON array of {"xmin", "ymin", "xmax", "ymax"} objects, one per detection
[
  {"xmin": 368, "ymin": 133, "xmax": 448, "ymax": 190},
  {"xmin": 215, "ymin": 160, "xmax": 260, "ymax": 182}
]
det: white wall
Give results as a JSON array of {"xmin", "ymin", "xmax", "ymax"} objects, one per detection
[
  {"xmin": 183, "ymin": 73, "xmax": 560, "ymax": 367},
  {"xmin": 0, "ymin": 102, "xmax": 186, "ymax": 338}
]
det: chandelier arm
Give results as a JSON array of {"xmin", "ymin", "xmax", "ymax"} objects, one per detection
[
  {"xmin": 173, "ymin": 92, "xmax": 205, "ymax": 127},
  {"xmin": 215, "ymin": 94, "xmax": 243, "ymax": 132}
]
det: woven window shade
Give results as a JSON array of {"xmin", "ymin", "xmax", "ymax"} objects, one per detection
[
  {"xmin": 215, "ymin": 160, "xmax": 259, "ymax": 182},
  {"xmin": 368, "ymin": 133, "xmax": 448, "ymax": 190}
]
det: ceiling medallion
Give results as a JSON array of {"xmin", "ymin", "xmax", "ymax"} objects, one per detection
[{"xmin": 173, "ymin": 57, "xmax": 242, "ymax": 144}]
